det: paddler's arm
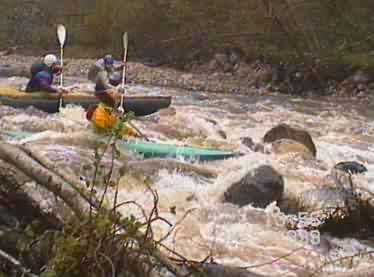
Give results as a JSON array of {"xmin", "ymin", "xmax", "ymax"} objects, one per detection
[
  {"xmin": 38, "ymin": 79, "xmax": 58, "ymax": 93},
  {"xmin": 113, "ymin": 61, "xmax": 125, "ymax": 71},
  {"xmin": 39, "ymin": 80, "xmax": 69, "ymax": 95},
  {"xmin": 97, "ymin": 71, "xmax": 116, "ymax": 90}
]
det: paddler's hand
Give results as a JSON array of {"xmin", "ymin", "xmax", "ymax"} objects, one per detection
[
  {"xmin": 118, "ymin": 87, "xmax": 125, "ymax": 94},
  {"xmin": 109, "ymin": 90, "xmax": 123, "ymax": 99},
  {"xmin": 57, "ymin": 88, "xmax": 70, "ymax": 96}
]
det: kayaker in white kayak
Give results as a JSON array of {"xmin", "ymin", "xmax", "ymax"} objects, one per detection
[
  {"xmin": 29, "ymin": 54, "xmax": 58, "ymax": 78},
  {"xmin": 25, "ymin": 61, "xmax": 69, "ymax": 95}
]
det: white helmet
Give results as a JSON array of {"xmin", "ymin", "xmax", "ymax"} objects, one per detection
[{"xmin": 43, "ymin": 54, "xmax": 58, "ymax": 66}]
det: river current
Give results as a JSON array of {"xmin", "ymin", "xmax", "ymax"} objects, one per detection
[{"xmin": 1, "ymin": 76, "xmax": 374, "ymax": 276}]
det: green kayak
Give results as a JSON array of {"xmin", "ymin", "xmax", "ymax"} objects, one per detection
[
  {"xmin": 0, "ymin": 130, "xmax": 32, "ymax": 140},
  {"xmin": 1, "ymin": 130, "xmax": 241, "ymax": 161},
  {"xmin": 116, "ymin": 141, "xmax": 239, "ymax": 161}
]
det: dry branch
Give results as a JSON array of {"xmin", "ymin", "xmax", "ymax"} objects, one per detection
[
  {"xmin": 0, "ymin": 142, "xmax": 89, "ymax": 220},
  {"xmin": 21, "ymin": 143, "xmax": 101, "ymax": 209},
  {"xmin": 0, "ymin": 159, "xmax": 63, "ymax": 230}
]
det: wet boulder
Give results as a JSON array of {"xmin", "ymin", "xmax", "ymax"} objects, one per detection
[
  {"xmin": 240, "ymin": 137, "xmax": 264, "ymax": 153},
  {"xmin": 333, "ymin": 161, "xmax": 367, "ymax": 175},
  {"xmin": 281, "ymin": 169, "xmax": 364, "ymax": 235},
  {"xmin": 271, "ymin": 138, "xmax": 314, "ymax": 159},
  {"xmin": 240, "ymin": 137, "xmax": 255, "ymax": 149},
  {"xmin": 223, "ymin": 165, "xmax": 284, "ymax": 208},
  {"xmin": 263, "ymin": 124, "xmax": 317, "ymax": 157},
  {"xmin": 287, "ymin": 187, "xmax": 361, "ymax": 234}
]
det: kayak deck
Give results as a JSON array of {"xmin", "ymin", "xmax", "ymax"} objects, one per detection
[
  {"xmin": 0, "ymin": 130, "xmax": 240, "ymax": 162},
  {"xmin": 117, "ymin": 141, "xmax": 240, "ymax": 161}
]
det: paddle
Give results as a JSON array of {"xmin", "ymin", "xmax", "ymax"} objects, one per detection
[
  {"xmin": 57, "ymin": 24, "xmax": 66, "ymax": 109},
  {"xmin": 118, "ymin": 32, "xmax": 150, "ymax": 142},
  {"xmin": 57, "ymin": 24, "xmax": 66, "ymax": 87},
  {"xmin": 118, "ymin": 31, "xmax": 127, "ymax": 114}
]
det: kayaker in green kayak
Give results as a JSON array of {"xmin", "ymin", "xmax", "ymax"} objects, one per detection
[{"xmin": 86, "ymin": 54, "xmax": 140, "ymax": 137}]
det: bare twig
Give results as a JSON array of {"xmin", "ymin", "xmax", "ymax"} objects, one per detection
[
  {"xmin": 0, "ymin": 249, "xmax": 38, "ymax": 277},
  {"xmin": 98, "ymin": 252, "xmax": 116, "ymax": 277},
  {"xmin": 155, "ymin": 208, "xmax": 197, "ymax": 244},
  {"xmin": 311, "ymin": 250, "xmax": 374, "ymax": 276},
  {"xmin": 240, "ymin": 246, "xmax": 305, "ymax": 269}
]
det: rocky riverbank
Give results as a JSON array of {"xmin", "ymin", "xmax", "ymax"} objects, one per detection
[{"xmin": 1, "ymin": 50, "xmax": 374, "ymax": 100}]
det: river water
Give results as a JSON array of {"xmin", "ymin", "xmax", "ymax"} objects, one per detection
[{"xmin": 1, "ymin": 76, "xmax": 374, "ymax": 276}]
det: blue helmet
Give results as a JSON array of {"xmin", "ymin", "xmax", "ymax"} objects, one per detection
[{"xmin": 104, "ymin": 54, "xmax": 114, "ymax": 66}]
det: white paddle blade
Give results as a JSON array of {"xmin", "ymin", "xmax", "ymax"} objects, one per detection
[
  {"xmin": 123, "ymin": 32, "xmax": 128, "ymax": 50},
  {"xmin": 123, "ymin": 32, "xmax": 128, "ymax": 62},
  {"xmin": 57, "ymin": 24, "xmax": 66, "ymax": 47}
]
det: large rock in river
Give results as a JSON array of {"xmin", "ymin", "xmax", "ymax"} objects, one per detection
[
  {"xmin": 223, "ymin": 165, "xmax": 284, "ymax": 208},
  {"xmin": 271, "ymin": 138, "xmax": 314, "ymax": 159},
  {"xmin": 263, "ymin": 124, "xmax": 317, "ymax": 157}
]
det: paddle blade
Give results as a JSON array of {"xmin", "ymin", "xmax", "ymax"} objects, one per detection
[
  {"xmin": 57, "ymin": 24, "xmax": 66, "ymax": 47},
  {"xmin": 123, "ymin": 32, "xmax": 128, "ymax": 63}
]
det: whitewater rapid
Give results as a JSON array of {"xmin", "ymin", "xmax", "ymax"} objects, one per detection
[{"xmin": 1, "ymin": 76, "xmax": 374, "ymax": 276}]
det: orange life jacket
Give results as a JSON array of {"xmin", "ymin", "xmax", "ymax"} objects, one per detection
[{"xmin": 89, "ymin": 104, "xmax": 140, "ymax": 138}]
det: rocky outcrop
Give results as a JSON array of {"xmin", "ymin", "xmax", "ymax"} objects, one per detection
[
  {"xmin": 338, "ymin": 70, "xmax": 374, "ymax": 97},
  {"xmin": 263, "ymin": 124, "xmax": 317, "ymax": 157},
  {"xmin": 223, "ymin": 165, "xmax": 284, "ymax": 208}
]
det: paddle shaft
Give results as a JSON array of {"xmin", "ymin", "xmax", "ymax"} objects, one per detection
[
  {"xmin": 57, "ymin": 24, "xmax": 66, "ymax": 109},
  {"xmin": 60, "ymin": 47, "xmax": 64, "ymax": 87},
  {"xmin": 118, "ymin": 32, "xmax": 127, "ymax": 113},
  {"xmin": 120, "ymin": 32, "xmax": 150, "ymax": 142},
  {"xmin": 128, "ymin": 122, "xmax": 150, "ymax": 141},
  {"xmin": 58, "ymin": 47, "xmax": 64, "ymax": 108},
  {"xmin": 121, "ymin": 33, "xmax": 127, "ymax": 89}
]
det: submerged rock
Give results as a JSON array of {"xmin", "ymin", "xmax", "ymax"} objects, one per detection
[
  {"xmin": 158, "ymin": 107, "xmax": 177, "ymax": 117},
  {"xmin": 240, "ymin": 137, "xmax": 264, "ymax": 153},
  {"xmin": 124, "ymin": 158, "xmax": 218, "ymax": 180},
  {"xmin": 263, "ymin": 124, "xmax": 317, "ymax": 157},
  {"xmin": 240, "ymin": 137, "xmax": 255, "ymax": 149},
  {"xmin": 223, "ymin": 165, "xmax": 284, "ymax": 208},
  {"xmin": 333, "ymin": 161, "xmax": 367, "ymax": 175}
]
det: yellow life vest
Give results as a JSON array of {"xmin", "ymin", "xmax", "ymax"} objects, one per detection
[
  {"xmin": 92, "ymin": 104, "xmax": 118, "ymax": 130},
  {"xmin": 91, "ymin": 104, "xmax": 140, "ymax": 138}
]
